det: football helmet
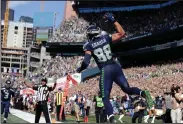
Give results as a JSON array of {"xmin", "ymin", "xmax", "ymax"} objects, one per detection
[
  {"xmin": 86, "ymin": 25, "xmax": 101, "ymax": 40},
  {"xmin": 5, "ymin": 80, "xmax": 11, "ymax": 88}
]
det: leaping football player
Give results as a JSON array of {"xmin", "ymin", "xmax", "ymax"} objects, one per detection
[
  {"xmin": 76, "ymin": 12, "xmax": 151, "ymax": 123},
  {"xmin": 1, "ymin": 80, "xmax": 15, "ymax": 123}
]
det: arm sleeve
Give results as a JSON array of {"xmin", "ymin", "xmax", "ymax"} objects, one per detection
[
  {"xmin": 83, "ymin": 41, "xmax": 90, "ymax": 51},
  {"xmin": 81, "ymin": 54, "xmax": 91, "ymax": 69}
]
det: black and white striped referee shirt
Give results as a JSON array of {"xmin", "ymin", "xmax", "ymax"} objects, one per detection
[{"xmin": 33, "ymin": 85, "xmax": 53, "ymax": 102}]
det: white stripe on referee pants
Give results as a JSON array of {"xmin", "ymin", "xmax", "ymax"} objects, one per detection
[{"xmin": 47, "ymin": 104, "xmax": 51, "ymax": 122}]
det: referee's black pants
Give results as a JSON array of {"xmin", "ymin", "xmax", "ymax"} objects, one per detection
[
  {"xmin": 56, "ymin": 105, "xmax": 65, "ymax": 121},
  {"xmin": 35, "ymin": 101, "xmax": 51, "ymax": 123},
  {"xmin": 164, "ymin": 109, "xmax": 172, "ymax": 123},
  {"xmin": 95, "ymin": 107, "xmax": 104, "ymax": 123}
]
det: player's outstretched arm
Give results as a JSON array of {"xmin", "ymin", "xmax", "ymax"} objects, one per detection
[
  {"xmin": 103, "ymin": 13, "xmax": 125, "ymax": 42},
  {"xmin": 51, "ymin": 82, "xmax": 57, "ymax": 91},
  {"xmin": 76, "ymin": 51, "xmax": 91, "ymax": 73},
  {"xmin": 112, "ymin": 21, "xmax": 125, "ymax": 42}
]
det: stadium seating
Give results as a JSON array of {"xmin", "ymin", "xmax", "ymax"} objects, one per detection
[{"xmin": 49, "ymin": 2, "xmax": 182, "ymax": 43}]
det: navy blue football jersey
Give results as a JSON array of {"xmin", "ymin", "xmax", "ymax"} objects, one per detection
[
  {"xmin": 1, "ymin": 87, "xmax": 15, "ymax": 101},
  {"xmin": 83, "ymin": 34, "xmax": 114, "ymax": 69}
]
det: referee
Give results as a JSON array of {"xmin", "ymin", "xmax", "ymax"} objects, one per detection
[{"xmin": 24, "ymin": 78, "xmax": 56, "ymax": 123}]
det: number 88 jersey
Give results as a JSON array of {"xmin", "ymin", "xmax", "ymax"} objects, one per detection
[
  {"xmin": 1, "ymin": 87, "xmax": 15, "ymax": 101},
  {"xmin": 83, "ymin": 34, "xmax": 114, "ymax": 69}
]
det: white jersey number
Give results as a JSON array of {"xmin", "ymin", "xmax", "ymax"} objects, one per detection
[
  {"xmin": 94, "ymin": 44, "xmax": 112, "ymax": 62},
  {"xmin": 4, "ymin": 90, "xmax": 9, "ymax": 99}
]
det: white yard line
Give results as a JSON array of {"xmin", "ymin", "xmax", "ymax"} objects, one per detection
[{"xmin": 10, "ymin": 109, "xmax": 60, "ymax": 123}]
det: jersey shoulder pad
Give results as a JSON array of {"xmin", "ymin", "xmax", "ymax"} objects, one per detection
[{"xmin": 83, "ymin": 41, "xmax": 90, "ymax": 51}]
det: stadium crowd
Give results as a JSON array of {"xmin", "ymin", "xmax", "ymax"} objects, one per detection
[
  {"xmin": 49, "ymin": 1, "xmax": 183, "ymax": 43},
  {"xmin": 50, "ymin": 17, "xmax": 88, "ymax": 42},
  {"xmin": 24, "ymin": 56, "xmax": 183, "ymax": 100},
  {"xmin": 26, "ymin": 56, "xmax": 97, "ymax": 84},
  {"xmin": 68, "ymin": 60, "xmax": 183, "ymax": 97},
  {"xmin": 99, "ymin": 1, "xmax": 183, "ymax": 37},
  {"xmin": 4, "ymin": 59, "xmax": 183, "ymax": 118}
]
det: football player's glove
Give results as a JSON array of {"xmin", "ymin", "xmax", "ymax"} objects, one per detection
[{"xmin": 103, "ymin": 13, "xmax": 116, "ymax": 23}]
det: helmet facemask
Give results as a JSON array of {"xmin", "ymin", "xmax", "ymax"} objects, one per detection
[{"xmin": 86, "ymin": 25, "xmax": 101, "ymax": 41}]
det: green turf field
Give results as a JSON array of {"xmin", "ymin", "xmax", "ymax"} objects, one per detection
[
  {"xmin": 1, "ymin": 114, "xmax": 29, "ymax": 123},
  {"xmin": 1, "ymin": 113, "xmax": 163, "ymax": 123},
  {"xmin": 56, "ymin": 115, "xmax": 163, "ymax": 123}
]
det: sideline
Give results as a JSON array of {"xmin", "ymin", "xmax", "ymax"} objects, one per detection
[{"xmin": 10, "ymin": 109, "xmax": 60, "ymax": 123}]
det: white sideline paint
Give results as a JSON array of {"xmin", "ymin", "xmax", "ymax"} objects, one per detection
[{"xmin": 10, "ymin": 109, "xmax": 60, "ymax": 123}]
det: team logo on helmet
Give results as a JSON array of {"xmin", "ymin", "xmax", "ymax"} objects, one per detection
[
  {"xmin": 86, "ymin": 25, "xmax": 100, "ymax": 35},
  {"xmin": 86, "ymin": 25, "xmax": 101, "ymax": 41}
]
